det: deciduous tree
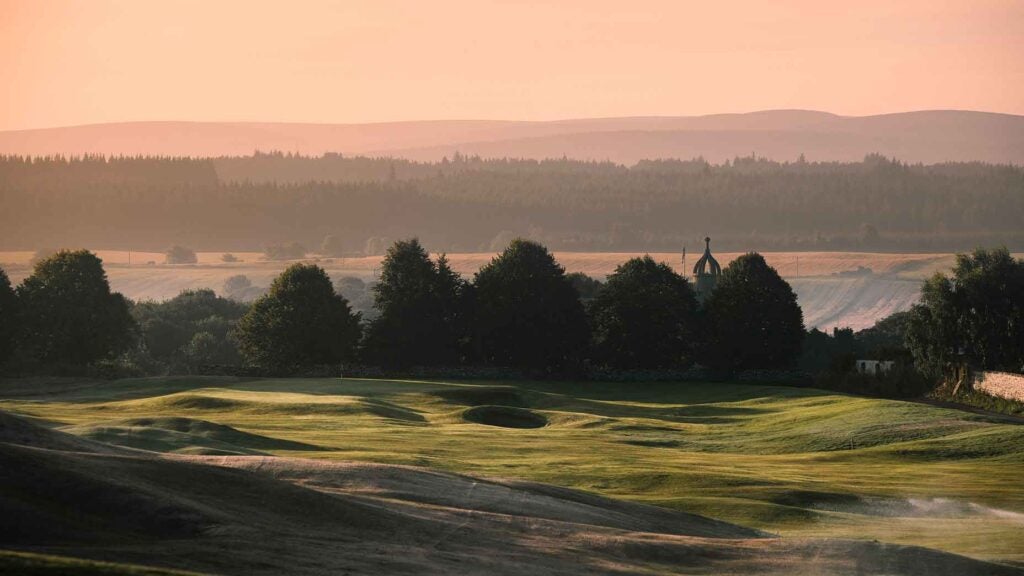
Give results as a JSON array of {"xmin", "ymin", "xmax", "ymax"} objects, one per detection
[
  {"xmin": 235, "ymin": 264, "xmax": 360, "ymax": 371},
  {"xmin": 362, "ymin": 239, "xmax": 468, "ymax": 366},
  {"xmin": 17, "ymin": 250, "xmax": 134, "ymax": 366},
  {"xmin": 588, "ymin": 257, "xmax": 698, "ymax": 369},
  {"xmin": 701, "ymin": 253, "xmax": 804, "ymax": 370},
  {"xmin": 472, "ymin": 239, "xmax": 588, "ymax": 371}
]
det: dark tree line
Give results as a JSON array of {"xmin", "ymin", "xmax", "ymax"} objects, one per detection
[
  {"xmin": 2, "ymin": 153, "xmax": 1022, "ymax": 253},
  {"xmin": 0, "ymin": 241, "xmax": 806, "ymax": 376}
]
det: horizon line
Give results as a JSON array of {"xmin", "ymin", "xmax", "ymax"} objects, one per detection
[{"xmin": 3, "ymin": 107, "xmax": 1022, "ymax": 133}]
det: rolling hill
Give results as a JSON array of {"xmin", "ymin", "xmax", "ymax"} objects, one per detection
[
  {"xmin": 2, "ymin": 110, "xmax": 1022, "ymax": 164},
  {"xmin": 3, "ymin": 377, "xmax": 1024, "ymax": 575}
]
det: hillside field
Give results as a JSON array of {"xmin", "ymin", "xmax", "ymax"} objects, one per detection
[
  {"xmin": 1, "ymin": 376, "xmax": 1022, "ymax": 574},
  {"xmin": 0, "ymin": 250, "xmax": 977, "ymax": 330}
]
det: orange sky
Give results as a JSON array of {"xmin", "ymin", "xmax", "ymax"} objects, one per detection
[{"xmin": 1, "ymin": 0, "xmax": 1022, "ymax": 130}]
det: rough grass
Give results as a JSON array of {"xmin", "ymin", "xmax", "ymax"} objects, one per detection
[
  {"xmin": 2, "ymin": 376, "xmax": 1023, "ymax": 564},
  {"xmin": 0, "ymin": 550, "xmax": 208, "ymax": 575}
]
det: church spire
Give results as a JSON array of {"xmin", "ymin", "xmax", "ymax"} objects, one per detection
[{"xmin": 692, "ymin": 236, "xmax": 721, "ymax": 303}]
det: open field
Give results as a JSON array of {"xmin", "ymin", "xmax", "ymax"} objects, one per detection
[
  {"xmin": 0, "ymin": 250, "xmax": 984, "ymax": 330},
  {"xmin": 2, "ymin": 377, "xmax": 1023, "ymax": 574}
]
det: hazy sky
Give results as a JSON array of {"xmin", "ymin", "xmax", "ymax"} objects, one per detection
[{"xmin": 2, "ymin": 0, "xmax": 1022, "ymax": 130}]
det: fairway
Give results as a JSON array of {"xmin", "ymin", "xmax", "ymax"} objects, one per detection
[{"xmin": 3, "ymin": 376, "xmax": 1023, "ymax": 567}]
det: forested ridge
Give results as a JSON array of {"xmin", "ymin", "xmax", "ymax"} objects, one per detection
[{"xmin": 1, "ymin": 152, "xmax": 1021, "ymax": 252}]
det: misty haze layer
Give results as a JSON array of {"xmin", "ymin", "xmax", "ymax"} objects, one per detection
[{"xmin": 1, "ymin": 110, "xmax": 1022, "ymax": 164}]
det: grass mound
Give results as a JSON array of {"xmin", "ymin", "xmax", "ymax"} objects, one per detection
[
  {"xmin": 462, "ymin": 405, "xmax": 547, "ymax": 429},
  {"xmin": 63, "ymin": 417, "xmax": 324, "ymax": 454},
  {"xmin": 0, "ymin": 411, "xmax": 120, "ymax": 454},
  {"xmin": 4, "ymin": 377, "xmax": 1024, "ymax": 566},
  {"xmin": 0, "ymin": 550, "xmax": 208, "ymax": 575},
  {"xmin": 150, "ymin": 395, "xmax": 246, "ymax": 411},
  {"xmin": 433, "ymin": 386, "xmax": 532, "ymax": 407}
]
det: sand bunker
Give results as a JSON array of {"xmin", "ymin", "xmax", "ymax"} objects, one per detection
[{"xmin": 462, "ymin": 405, "xmax": 548, "ymax": 429}]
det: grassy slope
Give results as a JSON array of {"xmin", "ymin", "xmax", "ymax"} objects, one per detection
[
  {"xmin": 0, "ymin": 550, "xmax": 208, "ymax": 575},
  {"xmin": 2, "ymin": 376, "xmax": 1023, "ymax": 564}
]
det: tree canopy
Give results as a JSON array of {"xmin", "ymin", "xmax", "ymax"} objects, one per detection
[
  {"xmin": 132, "ymin": 289, "xmax": 248, "ymax": 372},
  {"xmin": 235, "ymin": 263, "xmax": 361, "ymax": 371},
  {"xmin": 472, "ymin": 239, "xmax": 588, "ymax": 371},
  {"xmin": 0, "ymin": 268, "xmax": 17, "ymax": 364},
  {"xmin": 362, "ymin": 239, "xmax": 468, "ymax": 366},
  {"xmin": 701, "ymin": 253, "xmax": 804, "ymax": 370},
  {"xmin": 588, "ymin": 256, "xmax": 698, "ymax": 369},
  {"xmin": 3, "ymin": 154, "xmax": 1022, "ymax": 253},
  {"xmin": 16, "ymin": 250, "xmax": 134, "ymax": 366},
  {"xmin": 906, "ymin": 248, "xmax": 1024, "ymax": 377}
]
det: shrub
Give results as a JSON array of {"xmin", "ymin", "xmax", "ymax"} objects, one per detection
[
  {"xmin": 165, "ymin": 245, "xmax": 198, "ymax": 264},
  {"xmin": 263, "ymin": 242, "xmax": 307, "ymax": 261},
  {"xmin": 132, "ymin": 288, "xmax": 248, "ymax": 372}
]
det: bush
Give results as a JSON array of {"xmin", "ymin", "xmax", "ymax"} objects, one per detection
[
  {"xmin": 813, "ymin": 362, "xmax": 934, "ymax": 399},
  {"xmin": 165, "ymin": 245, "xmax": 197, "ymax": 264},
  {"xmin": 132, "ymin": 288, "xmax": 248, "ymax": 372},
  {"xmin": 263, "ymin": 242, "xmax": 307, "ymax": 261}
]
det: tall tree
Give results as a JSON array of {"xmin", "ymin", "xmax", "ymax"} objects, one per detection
[
  {"xmin": 906, "ymin": 248, "xmax": 1024, "ymax": 376},
  {"xmin": 362, "ymin": 239, "xmax": 468, "ymax": 366},
  {"xmin": 701, "ymin": 253, "xmax": 804, "ymax": 370},
  {"xmin": 17, "ymin": 250, "xmax": 134, "ymax": 366},
  {"xmin": 472, "ymin": 239, "xmax": 588, "ymax": 371},
  {"xmin": 0, "ymin": 268, "xmax": 17, "ymax": 364},
  {"xmin": 588, "ymin": 256, "xmax": 698, "ymax": 369},
  {"xmin": 235, "ymin": 263, "xmax": 361, "ymax": 371}
]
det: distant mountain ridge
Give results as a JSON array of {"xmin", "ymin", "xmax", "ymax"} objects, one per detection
[{"xmin": 1, "ymin": 110, "xmax": 1022, "ymax": 164}]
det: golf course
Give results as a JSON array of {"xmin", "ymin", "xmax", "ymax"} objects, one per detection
[{"xmin": 2, "ymin": 376, "xmax": 1022, "ymax": 574}]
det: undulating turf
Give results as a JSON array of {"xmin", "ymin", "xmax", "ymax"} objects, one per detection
[
  {"xmin": 0, "ymin": 550, "xmax": 209, "ymax": 575},
  {"xmin": 2, "ymin": 376, "xmax": 1022, "ymax": 564}
]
